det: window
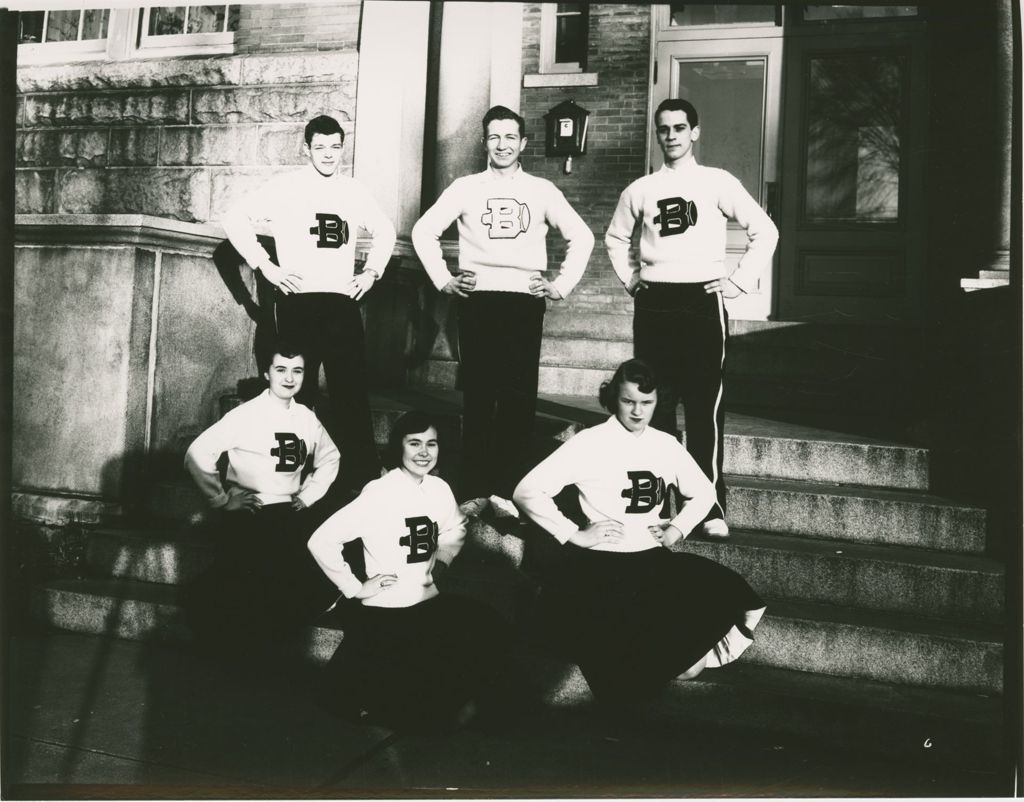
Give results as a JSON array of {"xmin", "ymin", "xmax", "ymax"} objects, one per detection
[
  {"xmin": 800, "ymin": 6, "xmax": 919, "ymax": 23},
  {"xmin": 16, "ymin": 5, "xmax": 239, "ymax": 64},
  {"xmin": 17, "ymin": 8, "xmax": 110, "ymax": 61},
  {"xmin": 540, "ymin": 3, "xmax": 588, "ymax": 74},
  {"xmin": 139, "ymin": 5, "xmax": 240, "ymax": 53},
  {"xmin": 667, "ymin": 4, "xmax": 778, "ymax": 28}
]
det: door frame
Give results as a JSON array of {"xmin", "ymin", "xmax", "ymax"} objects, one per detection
[{"xmin": 649, "ymin": 26, "xmax": 784, "ymax": 321}]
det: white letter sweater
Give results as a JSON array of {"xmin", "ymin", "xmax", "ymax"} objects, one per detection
[
  {"xmin": 605, "ymin": 159, "xmax": 778, "ymax": 293},
  {"xmin": 222, "ymin": 165, "xmax": 397, "ymax": 295},
  {"xmin": 412, "ymin": 165, "xmax": 594, "ymax": 296},
  {"xmin": 513, "ymin": 417, "xmax": 716, "ymax": 552},
  {"xmin": 307, "ymin": 469, "xmax": 467, "ymax": 608},
  {"xmin": 184, "ymin": 390, "xmax": 339, "ymax": 507}
]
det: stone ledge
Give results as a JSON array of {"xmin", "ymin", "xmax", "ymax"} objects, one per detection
[
  {"xmin": 17, "ymin": 51, "xmax": 359, "ymax": 94},
  {"xmin": 15, "ymin": 214, "xmax": 418, "ymax": 262}
]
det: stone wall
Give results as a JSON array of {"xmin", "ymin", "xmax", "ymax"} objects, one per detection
[
  {"xmin": 519, "ymin": 3, "xmax": 651, "ymax": 312},
  {"xmin": 15, "ymin": 49, "xmax": 358, "ymax": 223}
]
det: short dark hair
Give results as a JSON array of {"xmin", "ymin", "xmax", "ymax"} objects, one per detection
[
  {"xmin": 654, "ymin": 98, "xmax": 699, "ymax": 128},
  {"xmin": 482, "ymin": 105, "xmax": 526, "ymax": 139},
  {"xmin": 384, "ymin": 410, "xmax": 441, "ymax": 470},
  {"xmin": 304, "ymin": 115, "xmax": 345, "ymax": 146},
  {"xmin": 260, "ymin": 341, "xmax": 305, "ymax": 375},
  {"xmin": 598, "ymin": 359, "xmax": 659, "ymax": 413}
]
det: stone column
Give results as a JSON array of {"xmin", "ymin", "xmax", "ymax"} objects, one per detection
[
  {"xmin": 984, "ymin": 0, "xmax": 1013, "ymax": 273},
  {"xmin": 435, "ymin": 2, "xmax": 523, "ymax": 191},
  {"xmin": 353, "ymin": 1, "xmax": 431, "ymax": 236}
]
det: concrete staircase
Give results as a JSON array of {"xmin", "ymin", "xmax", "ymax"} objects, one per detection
[
  {"xmin": 410, "ymin": 307, "xmax": 923, "ymax": 419},
  {"xmin": 25, "ymin": 388, "xmax": 1005, "ymax": 770}
]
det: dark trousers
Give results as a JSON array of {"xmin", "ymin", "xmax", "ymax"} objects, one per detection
[
  {"xmin": 275, "ymin": 292, "xmax": 381, "ymax": 494},
  {"xmin": 457, "ymin": 292, "xmax": 546, "ymax": 500},
  {"xmin": 634, "ymin": 282, "xmax": 727, "ymax": 520}
]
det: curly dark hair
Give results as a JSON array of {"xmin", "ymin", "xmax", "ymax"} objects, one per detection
[{"xmin": 597, "ymin": 359, "xmax": 659, "ymax": 413}]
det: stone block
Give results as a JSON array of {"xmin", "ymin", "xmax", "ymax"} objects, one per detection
[
  {"xmin": 19, "ymin": 129, "xmax": 111, "ymax": 167},
  {"xmin": 191, "ymin": 85, "xmax": 355, "ymax": 125},
  {"xmin": 207, "ymin": 166, "xmax": 305, "ymax": 222},
  {"xmin": 108, "ymin": 128, "xmax": 160, "ymax": 166},
  {"xmin": 147, "ymin": 252, "xmax": 254, "ymax": 466},
  {"xmin": 238, "ymin": 51, "xmax": 358, "ymax": 85},
  {"xmin": 16, "ymin": 95, "xmax": 24, "ymax": 126},
  {"xmin": 59, "ymin": 168, "xmax": 212, "ymax": 222},
  {"xmin": 24, "ymin": 90, "xmax": 191, "ymax": 127},
  {"xmin": 13, "ymin": 245, "xmax": 141, "ymax": 495},
  {"xmin": 256, "ymin": 124, "xmax": 307, "ymax": 165},
  {"xmin": 17, "ymin": 56, "xmax": 241, "ymax": 93},
  {"xmin": 15, "ymin": 169, "xmax": 56, "ymax": 213},
  {"xmin": 160, "ymin": 125, "xmax": 260, "ymax": 166}
]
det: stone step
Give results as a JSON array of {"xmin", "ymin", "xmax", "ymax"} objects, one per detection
[
  {"xmin": 725, "ymin": 477, "xmax": 987, "ymax": 554},
  {"xmin": 746, "ymin": 599, "xmax": 1002, "ymax": 694},
  {"xmin": 84, "ymin": 520, "xmax": 1002, "ymax": 627},
  {"xmin": 417, "ymin": 357, "xmax": 912, "ymax": 417},
  {"xmin": 378, "ymin": 390, "xmax": 930, "ymax": 490},
  {"xmin": 679, "ymin": 530, "xmax": 1003, "ymax": 623},
  {"xmin": 32, "ymin": 573, "xmax": 1001, "ymax": 693}
]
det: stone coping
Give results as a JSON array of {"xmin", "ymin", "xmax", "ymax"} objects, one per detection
[
  {"xmin": 17, "ymin": 50, "xmax": 360, "ymax": 94},
  {"xmin": 14, "ymin": 213, "xmax": 430, "ymax": 261}
]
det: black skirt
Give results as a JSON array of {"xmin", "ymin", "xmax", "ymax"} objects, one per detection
[
  {"xmin": 538, "ymin": 545, "xmax": 765, "ymax": 702},
  {"xmin": 184, "ymin": 503, "xmax": 340, "ymax": 661},
  {"xmin": 323, "ymin": 593, "xmax": 510, "ymax": 731}
]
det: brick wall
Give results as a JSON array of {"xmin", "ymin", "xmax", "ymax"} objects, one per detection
[
  {"xmin": 14, "ymin": 2, "xmax": 362, "ymax": 223},
  {"xmin": 236, "ymin": 2, "xmax": 361, "ymax": 53},
  {"xmin": 519, "ymin": 3, "xmax": 650, "ymax": 313}
]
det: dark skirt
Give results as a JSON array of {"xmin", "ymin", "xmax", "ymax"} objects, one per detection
[
  {"xmin": 184, "ymin": 503, "xmax": 340, "ymax": 663},
  {"xmin": 322, "ymin": 594, "xmax": 510, "ymax": 731},
  {"xmin": 538, "ymin": 545, "xmax": 765, "ymax": 702}
]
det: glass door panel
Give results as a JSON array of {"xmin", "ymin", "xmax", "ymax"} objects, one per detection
[
  {"xmin": 677, "ymin": 58, "xmax": 766, "ymax": 201},
  {"xmin": 652, "ymin": 36, "xmax": 782, "ymax": 320},
  {"xmin": 804, "ymin": 53, "xmax": 905, "ymax": 223}
]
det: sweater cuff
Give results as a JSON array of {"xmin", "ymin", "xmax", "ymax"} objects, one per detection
[
  {"xmin": 208, "ymin": 491, "xmax": 230, "ymax": 509},
  {"xmin": 337, "ymin": 575, "xmax": 365, "ymax": 600}
]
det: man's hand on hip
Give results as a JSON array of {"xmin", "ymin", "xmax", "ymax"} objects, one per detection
[
  {"xmin": 528, "ymin": 273, "xmax": 563, "ymax": 300},
  {"xmin": 442, "ymin": 271, "xmax": 477, "ymax": 298},
  {"xmin": 345, "ymin": 270, "xmax": 377, "ymax": 300},
  {"xmin": 703, "ymin": 277, "xmax": 743, "ymax": 298},
  {"xmin": 260, "ymin": 260, "xmax": 303, "ymax": 295}
]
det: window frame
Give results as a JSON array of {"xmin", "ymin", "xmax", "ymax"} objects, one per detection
[
  {"xmin": 539, "ymin": 3, "xmax": 588, "ymax": 75},
  {"xmin": 16, "ymin": 5, "xmax": 238, "ymax": 65}
]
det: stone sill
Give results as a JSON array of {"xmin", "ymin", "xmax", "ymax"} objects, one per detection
[
  {"xmin": 523, "ymin": 72, "xmax": 599, "ymax": 88},
  {"xmin": 15, "ymin": 213, "xmax": 419, "ymax": 262},
  {"xmin": 961, "ymin": 277, "xmax": 1010, "ymax": 293},
  {"xmin": 17, "ymin": 49, "xmax": 358, "ymax": 93}
]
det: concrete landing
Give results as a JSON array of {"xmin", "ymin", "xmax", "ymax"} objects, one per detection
[{"xmin": 3, "ymin": 631, "xmax": 1011, "ymax": 798}]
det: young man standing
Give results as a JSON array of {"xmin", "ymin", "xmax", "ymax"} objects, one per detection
[
  {"xmin": 605, "ymin": 98, "xmax": 778, "ymax": 538},
  {"xmin": 222, "ymin": 115, "xmax": 396, "ymax": 495},
  {"xmin": 184, "ymin": 347, "xmax": 341, "ymax": 664},
  {"xmin": 412, "ymin": 106, "xmax": 594, "ymax": 503}
]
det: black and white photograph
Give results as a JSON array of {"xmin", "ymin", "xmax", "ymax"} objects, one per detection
[{"xmin": 1, "ymin": 0, "xmax": 1021, "ymax": 797}]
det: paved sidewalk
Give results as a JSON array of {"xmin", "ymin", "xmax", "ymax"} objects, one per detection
[{"xmin": 3, "ymin": 630, "xmax": 1009, "ymax": 798}]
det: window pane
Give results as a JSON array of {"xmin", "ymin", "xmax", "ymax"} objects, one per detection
[
  {"xmin": 555, "ymin": 12, "xmax": 585, "ymax": 64},
  {"xmin": 45, "ymin": 10, "xmax": 81, "ymax": 42},
  {"xmin": 149, "ymin": 7, "xmax": 186, "ymax": 36},
  {"xmin": 669, "ymin": 4, "xmax": 777, "ymax": 26},
  {"xmin": 18, "ymin": 11, "xmax": 44, "ymax": 43},
  {"xmin": 80, "ymin": 8, "xmax": 109, "ymax": 40},
  {"xmin": 802, "ymin": 6, "xmax": 918, "ymax": 22},
  {"xmin": 804, "ymin": 54, "xmax": 903, "ymax": 222},
  {"xmin": 187, "ymin": 5, "xmax": 226, "ymax": 33},
  {"xmin": 676, "ymin": 59, "xmax": 766, "ymax": 200},
  {"xmin": 227, "ymin": 4, "xmax": 240, "ymax": 32}
]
